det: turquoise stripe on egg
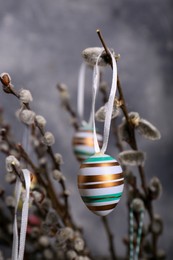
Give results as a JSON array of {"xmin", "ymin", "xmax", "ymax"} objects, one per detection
[
  {"xmin": 72, "ymin": 124, "xmax": 103, "ymax": 162},
  {"xmin": 82, "ymin": 192, "xmax": 123, "ymax": 203}
]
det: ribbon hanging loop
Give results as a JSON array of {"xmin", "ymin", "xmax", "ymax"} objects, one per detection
[{"xmin": 92, "ymin": 49, "xmax": 118, "ymax": 154}]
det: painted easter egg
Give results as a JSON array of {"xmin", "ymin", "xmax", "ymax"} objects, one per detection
[
  {"xmin": 78, "ymin": 153, "xmax": 124, "ymax": 216},
  {"xmin": 72, "ymin": 125, "xmax": 103, "ymax": 162}
]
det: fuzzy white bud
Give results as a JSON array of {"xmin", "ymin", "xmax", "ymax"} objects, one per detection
[
  {"xmin": 35, "ymin": 115, "xmax": 47, "ymax": 128},
  {"xmin": 0, "ymin": 142, "xmax": 9, "ymax": 153},
  {"xmin": 95, "ymin": 102, "xmax": 119, "ymax": 122},
  {"xmin": 19, "ymin": 109, "xmax": 35, "ymax": 125},
  {"xmin": 137, "ymin": 118, "xmax": 161, "ymax": 140},
  {"xmin": 39, "ymin": 236, "xmax": 50, "ymax": 247},
  {"xmin": 56, "ymin": 227, "xmax": 74, "ymax": 243},
  {"xmin": 32, "ymin": 190, "xmax": 43, "ymax": 203},
  {"xmin": 42, "ymin": 132, "xmax": 55, "ymax": 146},
  {"xmin": 54, "ymin": 153, "xmax": 64, "ymax": 164},
  {"xmin": 151, "ymin": 214, "xmax": 163, "ymax": 235},
  {"xmin": 19, "ymin": 89, "xmax": 33, "ymax": 103},
  {"xmin": 128, "ymin": 112, "xmax": 140, "ymax": 126},
  {"xmin": 74, "ymin": 237, "xmax": 85, "ymax": 252},
  {"xmin": 131, "ymin": 198, "xmax": 144, "ymax": 213},
  {"xmin": 39, "ymin": 157, "xmax": 47, "ymax": 165},
  {"xmin": 64, "ymin": 189, "xmax": 70, "ymax": 196},
  {"xmin": 52, "ymin": 170, "xmax": 63, "ymax": 181},
  {"xmin": 5, "ymin": 196, "xmax": 15, "ymax": 207},
  {"xmin": 119, "ymin": 150, "xmax": 146, "ymax": 166},
  {"xmin": 149, "ymin": 177, "xmax": 162, "ymax": 200},
  {"xmin": 57, "ymin": 83, "xmax": 70, "ymax": 105},
  {"xmin": 6, "ymin": 155, "xmax": 20, "ymax": 173},
  {"xmin": 82, "ymin": 47, "xmax": 114, "ymax": 67},
  {"xmin": 66, "ymin": 250, "xmax": 77, "ymax": 260}
]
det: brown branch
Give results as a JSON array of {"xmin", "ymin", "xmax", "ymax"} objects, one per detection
[
  {"xmin": 97, "ymin": 30, "xmax": 137, "ymax": 150},
  {"xmin": 0, "ymin": 81, "xmax": 76, "ymax": 228},
  {"xmin": 11, "ymin": 163, "xmax": 24, "ymax": 184},
  {"xmin": 17, "ymin": 143, "xmax": 39, "ymax": 172},
  {"xmin": 102, "ymin": 216, "xmax": 117, "ymax": 260},
  {"xmin": 56, "ymin": 83, "xmax": 79, "ymax": 130},
  {"xmin": 97, "ymin": 29, "xmax": 157, "ymax": 258}
]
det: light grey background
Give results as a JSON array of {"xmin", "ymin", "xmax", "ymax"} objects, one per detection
[{"xmin": 0, "ymin": 0, "xmax": 172, "ymax": 258}]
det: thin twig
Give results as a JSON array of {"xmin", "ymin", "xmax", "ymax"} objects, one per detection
[
  {"xmin": 56, "ymin": 83, "xmax": 79, "ymax": 130},
  {"xmin": 102, "ymin": 216, "xmax": 117, "ymax": 260},
  {"xmin": 17, "ymin": 143, "xmax": 38, "ymax": 172}
]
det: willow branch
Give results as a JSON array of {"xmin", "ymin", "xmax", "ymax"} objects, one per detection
[
  {"xmin": 97, "ymin": 29, "xmax": 157, "ymax": 257},
  {"xmin": 102, "ymin": 216, "xmax": 117, "ymax": 260},
  {"xmin": 0, "ymin": 81, "xmax": 75, "ymax": 227}
]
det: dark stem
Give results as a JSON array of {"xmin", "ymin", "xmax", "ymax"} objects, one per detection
[
  {"xmin": 96, "ymin": 30, "xmax": 111, "ymax": 57},
  {"xmin": 17, "ymin": 143, "xmax": 39, "ymax": 172},
  {"xmin": 11, "ymin": 164, "xmax": 24, "ymax": 184},
  {"xmin": 102, "ymin": 216, "xmax": 117, "ymax": 260},
  {"xmin": 56, "ymin": 84, "xmax": 79, "ymax": 130},
  {"xmin": 97, "ymin": 29, "xmax": 157, "ymax": 258}
]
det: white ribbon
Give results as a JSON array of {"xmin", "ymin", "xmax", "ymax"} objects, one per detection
[
  {"xmin": 92, "ymin": 49, "xmax": 118, "ymax": 154},
  {"xmin": 12, "ymin": 169, "xmax": 31, "ymax": 260},
  {"xmin": 92, "ymin": 61, "xmax": 101, "ymax": 153},
  {"xmin": 77, "ymin": 62, "xmax": 86, "ymax": 125},
  {"xmin": 12, "ymin": 179, "xmax": 22, "ymax": 260}
]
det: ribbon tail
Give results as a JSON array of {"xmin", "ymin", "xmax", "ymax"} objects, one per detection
[
  {"xmin": 92, "ymin": 64, "xmax": 101, "ymax": 153},
  {"xmin": 12, "ymin": 179, "xmax": 22, "ymax": 260},
  {"xmin": 101, "ymin": 51, "xmax": 117, "ymax": 154},
  {"xmin": 18, "ymin": 169, "xmax": 31, "ymax": 260}
]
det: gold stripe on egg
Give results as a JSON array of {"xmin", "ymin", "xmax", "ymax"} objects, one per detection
[
  {"xmin": 80, "ymin": 162, "xmax": 119, "ymax": 168},
  {"xmin": 78, "ymin": 173, "xmax": 124, "ymax": 184},
  {"xmin": 87, "ymin": 203, "xmax": 117, "ymax": 211},
  {"xmin": 73, "ymin": 137, "xmax": 102, "ymax": 147},
  {"xmin": 78, "ymin": 179, "xmax": 124, "ymax": 189},
  {"xmin": 73, "ymin": 137, "xmax": 94, "ymax": 147}
]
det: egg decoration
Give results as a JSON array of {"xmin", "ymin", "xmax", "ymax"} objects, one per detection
[
  {"xmin": 30, "ymin": 174, "xmax": 37, "ymax": 189},
  {"xmin": 17, "ymin": 173, "xmax": 37, "ymax": 210},
  {"xmin": 72, "ymin": 124, "xmax": 103, "ymax": 162},
  {"xmin": 78, "ymin": 153, "xmax": 124, "ymax": 216}
]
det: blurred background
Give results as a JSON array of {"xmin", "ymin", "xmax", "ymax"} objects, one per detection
[{"xmin": 0, "ymin": 0, "xmax": 172, "ymax": 258}]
